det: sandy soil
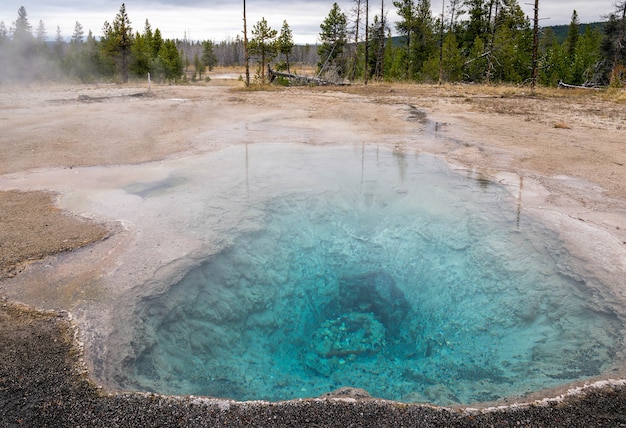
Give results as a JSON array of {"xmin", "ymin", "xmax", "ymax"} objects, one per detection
[{"xmin": 0, "ymin": 77, "xmax": 625, "ymax": 425}]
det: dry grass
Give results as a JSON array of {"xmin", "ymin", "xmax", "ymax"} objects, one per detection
[{"xmin": 553, "ymin": 121, "xmax": 571, "ymax": 129}]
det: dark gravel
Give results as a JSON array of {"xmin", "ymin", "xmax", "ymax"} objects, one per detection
[{"xmin": 1, "ymin": 301, "xmax": 626, "ymax": 427}]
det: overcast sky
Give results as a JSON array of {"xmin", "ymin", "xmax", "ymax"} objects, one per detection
[{"xmin": 0, "ymin": 1, "xmax": 618, "ymax": 44}]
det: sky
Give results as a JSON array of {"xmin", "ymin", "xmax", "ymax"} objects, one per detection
[{"xmin": 0, "ymin": 1, "xmax": 619, "ymax": 45}]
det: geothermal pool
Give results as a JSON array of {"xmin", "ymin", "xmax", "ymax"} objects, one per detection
[{"xmin": 113, "ymin": 144, "xmax": 624, "ymax": 405}]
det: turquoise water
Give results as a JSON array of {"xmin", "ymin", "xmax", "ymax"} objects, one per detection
[{"xmin": 128, "ymin": 145, "xmax": 623, "ymax": 405}]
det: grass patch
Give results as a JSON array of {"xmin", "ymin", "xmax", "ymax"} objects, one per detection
[{"xmin": 553, "ymin": 121, "xmax": 571, "ymax": 129}]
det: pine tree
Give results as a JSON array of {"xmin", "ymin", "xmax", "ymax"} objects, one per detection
[
  {"xmin": 393, "ymin": 0, "xmax": 417, "ymax": 78},
  {"xmin": 276, "ymin": 20, "xmax": 294, "ymax": 72},
  {"xmin": 570, "ymin": 26, "xmax": 601, "ymax": 85},
  {"xmin": 54, "ymin": 25, "xmax": 63, "ymax": 57},
  {"xmin": 151, "ymin": 28, "xmax": 163, "ymax": 58},
  {"xmin": 318, "ymin": 3, "xmax": 348, "ymax": 78},
  {"xmin": 102, "ymin": 3, "xmax": 133, "ymax": 82},
  {"xmin": 463, "ymin": 0, "xmax": 488, "ymax": 48},
  {"xmin": 424, "ymin": 32, "xmax": 463, "ymax": 82},
  {"xmin": 249, "ymin": 17, "xmax": 277, "ymax": 82},
  {"xmin": 71, "ymin": 22, "xmax": 85, "ymax": 44},
  {"xmin": 158, "ymin": 39, "xmax": 183, "ymax": 81},
  {"xmin": 0, "ymin": 21, "xmax": 8, "ymax": 43},
  {"xmin": 13, "ymin": 6, "xmax": 33, "ymax": 42},
  {"xmin": 201, "ymin": 40, "xmax": 217, "ymax": 72},
  {"xmin": 35, "ymin": 20, "xmax": 47, "ymax": 44},
  {"xmin": 412, "ymin": 0, "xmax": 435, "ymax": 78},
  {"xmin": 130, "ymin": 31, "xmax": 152, "ymax": 77},
  {"xmin": 565, "ymin": 10, "xmax": 579, "ymax": 61},
  {"xmin": 193, "ymin": 53, "xmax": 204, "ymax": 80},
  {"xmin": 367, "ymin": 15, "xmax": 384, "ymax": 78}
]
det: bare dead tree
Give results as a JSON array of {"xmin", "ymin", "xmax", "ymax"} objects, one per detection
[
  {"xmin": 243, "ymin": 0, "xmax": 250, "ymax": 86},
  {"xmin": 447, "ymin": 0, "xmax": 463, "ymax": 32},
  {"xmin": 379, "ymin": 0, "xmax": 386, "ymax": 79},
  {"xmin": 349, "ymin": 0, "xmax": 365, "ymax": 80},
  {"xmin": 438, "ymin": 0, "xmax": 445, "ymax": 84},
  {"xmin": 531, "ymin": 0, "xmax": 539, "ymax": 92},
  {"xmin": 485, "ymin": 0, "xmax": 500, "ymax": 83},
  {"xmin": 365, "ymin": 0, "xmax": 370, "ymax": 84}
]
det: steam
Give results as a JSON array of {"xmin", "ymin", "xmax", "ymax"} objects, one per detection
[
  {"xmin": 0, "ymin": 40, "xmax": 65, "ymax": 84},
  {"xmin": 0, "ymin": 18, "xmax": 65, "ymax": 84}
]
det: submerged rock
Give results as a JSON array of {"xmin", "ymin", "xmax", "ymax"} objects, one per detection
[
  {"xmin": 311, "ymin": 312, "xmax": 386, "ymax": 359},
  {"xmin": 337, "ymin": 270, "xmax": 410, "ymax": 330}
]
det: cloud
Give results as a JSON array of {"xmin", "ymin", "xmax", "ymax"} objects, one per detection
[{"xmin": 0, "ymin": 0, "xmax": 619, "ymax": 44}]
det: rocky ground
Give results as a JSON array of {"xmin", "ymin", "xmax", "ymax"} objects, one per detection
[{"xmin": 0, "ymin": 76, "xmax": 625, "ymax": 426}]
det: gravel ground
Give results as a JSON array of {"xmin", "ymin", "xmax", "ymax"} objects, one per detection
[{"xmin": 1, "ymin": 301, "xmax": 626, "ymax": 427}]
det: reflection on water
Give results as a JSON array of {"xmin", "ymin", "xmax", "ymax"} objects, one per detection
[
  {"xmin": 118, "ymin": 144, "xmax": 624, "ymax": 405},
  {"xmin": 124, "ymin": 176, "xmax": 187, "ymax": 198}
]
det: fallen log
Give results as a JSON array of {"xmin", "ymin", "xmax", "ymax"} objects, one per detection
[
  {"xmin": 558, "ymin": 80, "xmax": 600, "ymax": 90},
  {"xmin": 268, "ymin": 66, "xmax": 349, "ymax": 86}
]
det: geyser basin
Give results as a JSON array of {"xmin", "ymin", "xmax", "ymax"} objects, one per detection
[{"xmin": 124, "ymin": 144, "xmax": 623, "ymax": 405}]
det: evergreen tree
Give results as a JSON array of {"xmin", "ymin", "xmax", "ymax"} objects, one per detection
[
  {"xmin": 102, "ymin": 3, "xmax": 133, "ymax": 82},
  {"xmin": 12, "ymin": 6, "xmax": 33, "ymax": 42},
  {"xmin": 600, "ymin": 1, "xmax": 626, "ymax": 86},
  {"xmin": 565, "ymin": 10, "xmax": 579, "ymax": 61},
  {"xmin": 201, "ymin": 40, "xmax": 217, "ymax": 72},
  {"xmin": 393, "ymin": 0, "xmax": 417, "ymax": 78},
  {"xmin": 0, "ymin": 21, "xmax": 8, "ymax": 43},
  {"xmin": 570, "ymin": 26, "xmax": 602, "ymax": 85},
  {"xmin": 71, "ymin": 22, "xmax": 85, "ymax": 44},
  {"xmin": 463, "ymin": 0, "xmax": 488, "ymax": 48},
  {"xmin": 157, "ymin": 39, "xmax": 183, "ymax": 81},
  {"xmin": 367, "ymin": 15, "xmax": 384, "ymax": 79},
  {"xmin": 151, "ymin": 28, "xmax": 164, "ymax": 58},
  {"xmin": 494, "ymin": 0, "xmax": 531, "ymax": 82},
  {"xmin": 193, "ymin": 52, "xmax": 204, "ymax": 80},
  {"xmin": 411, "ymin": 0, "xmax": 436, "ymax": 78},
  {"xmin": 465, "ymin": 36, "xmax": 487, "ymax": 80},
  {"xmin": 54, "ymin": 25, "xmax": 64, "ymax": 57},
  {"xmin": 249, "ymin": 17, "xmax": 277, "ymax": 82},
  {"xmin": 5, "ymin": 6, "xmax": 37, "ymax": 81},
  {"xmin": 276, "ymin": 20, "xmax": 294, "ymax": 72},
  {"xmin": 35, "ymin": 20, "xmax": 47, "ymax": 44},
  {"xmin": 130, "ymin": 31, "xmax": 152, "ymax": 77},
  {"xmin": 423, "ymin": 32, "xmax": 463, "ymax": 82},
  {"xmin": 65, "ymin": 25, "xmax": 100, "ymax": 81},
  {"xmin": 318, "ymin": 3, "xmax": 348, "ymax": 78},
  {"xmin": 539, "ymin": 33, "xmax": 567, "ymax": 86}
]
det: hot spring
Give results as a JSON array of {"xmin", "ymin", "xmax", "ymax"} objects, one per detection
[{"xmin": 118, "ymin": 144, "xmax": 624, "ymax": 405}]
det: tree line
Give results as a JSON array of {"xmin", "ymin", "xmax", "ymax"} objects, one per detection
[
  {"xmin": 312, "ymin": 0, "xmax": 626, "ymax": 86},
  {"xmin": 0, "ymin": 4, "xmax": 210, "ymax": 83},
  {"xmin": 1, "ymin": 1, "xmax": 625, "ymax": 87}
]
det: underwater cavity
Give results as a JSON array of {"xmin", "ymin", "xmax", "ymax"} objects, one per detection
[{"xmin": 126, "ymin": 144, "xmax": 623, "ymax": 405}]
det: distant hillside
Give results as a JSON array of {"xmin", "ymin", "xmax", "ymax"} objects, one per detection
[{"xmin": 541, "ymin": 22, "xmax": 606, "ymax": 44}]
